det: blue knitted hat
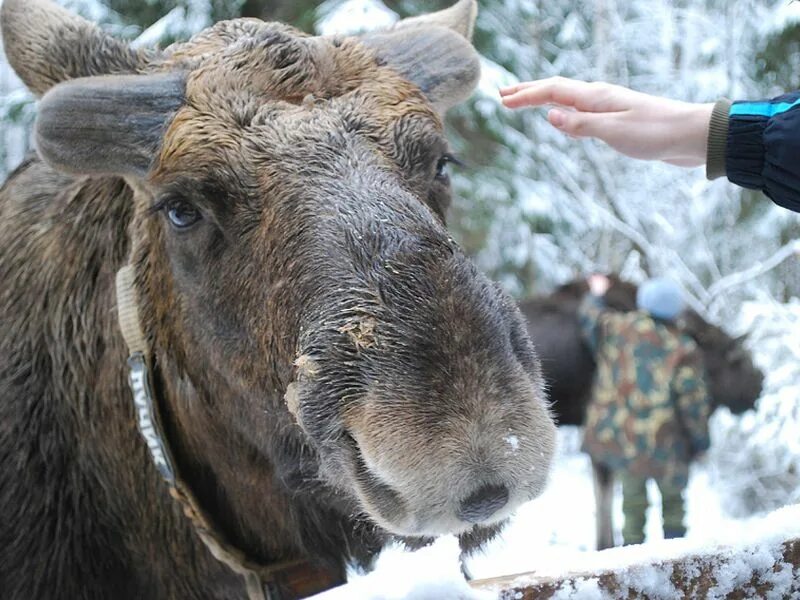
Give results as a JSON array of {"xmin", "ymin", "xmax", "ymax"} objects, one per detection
[{"xmin": 636, "ymin": 278, "xmax": 684, "ymax": 320}]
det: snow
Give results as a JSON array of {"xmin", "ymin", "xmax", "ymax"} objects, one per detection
[
  {"xmin": 129, "ymin": 7, "xmax": 186, "ymax": 49},
  {"xmin": 758, "ymin": 0, "xmax": 800, "ymax": 37},
  {"xmin": 311, "ymin": 536, "xmax": 493, "ymax": 600},
  {"xmin": 315, "ymin": 0, "xmax": 398, "ymax": 36},
  {"xmin": 505, "ymin": 435, "xmax": 520, "ymax": 453},
  {"xmin": 62, "ymin": 0, "xmax": 114, "ymax": 22},
  {"xmin": 709, "ymin": 298, "xmax": 800, "ymax": 517},
  {"xmin": 476, "ymin": 57, "xmax": 519, "ymax": 101},
  {"xmin": 552, "ymin": 579, "xmax": 603, "ymax": 600},
  {"xmin": 485, "ymin": 499, "xmax": 800, "ymax": 580},
  {"xmin": 313, "ymin": 427, "xmax": 800, "ymax": 598},
  {"xmin": 464, "ymin": 429, "xmax": 795, "ymax": 580},
  {"xmin": 527, "ymin": 524, "xmax": 800, "ymax": 600}
]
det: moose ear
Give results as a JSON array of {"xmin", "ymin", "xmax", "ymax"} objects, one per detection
[
  {"xmin": 393, "ymin": 0, "xmax": 478, "ymax": 41},
  {"xmin": 1, "ymin": 0, "xmax": 147, "ymax": 97},
  {"xmin": 360, "ymin": 0, "xmax": 481, "ymax": 113},
  {"xmin": 35, "ymin": 73, "xmax": 186, "ymax": 177}
]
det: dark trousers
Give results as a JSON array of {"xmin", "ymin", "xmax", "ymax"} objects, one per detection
[{"xmin": 620, "ymin": 472, "xmax": 687, "ymax": 545}]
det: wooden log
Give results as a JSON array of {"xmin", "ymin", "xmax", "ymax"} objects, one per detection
[{"xmin": 471, "ymin": 537, "xmax": 800, "ymax": 599}]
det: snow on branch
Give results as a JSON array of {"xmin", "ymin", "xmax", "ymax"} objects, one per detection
[
  {"xmin": 129, "ymin": 7, "xmax": 186, "ymax": 49},
  {"xmin": 706, "ymin": 240, "xmax": 800, "ymax": 306}
]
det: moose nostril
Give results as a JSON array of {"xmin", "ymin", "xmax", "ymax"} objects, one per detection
[{"xmin": 457, "ymin": 484, "xmax": 509, "ymax": 524}]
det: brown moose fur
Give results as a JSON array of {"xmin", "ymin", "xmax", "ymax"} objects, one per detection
[
  {"xmin": 0, "ymin": 1, "xmax": 557, "ymax": 599},
  {"xmin": 0, "ymin": 0, "xmax": 150, "ymax": 96}
]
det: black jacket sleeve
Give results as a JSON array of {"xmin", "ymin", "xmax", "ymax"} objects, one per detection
[{"xmin": 706, "ymin": 92, "xmax": 800, "ymax": 213}]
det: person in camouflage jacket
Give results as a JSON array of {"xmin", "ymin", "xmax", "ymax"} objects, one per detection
[{"xmin": 579, "ymin": 275, "xmax": 711, "ymax": 545}]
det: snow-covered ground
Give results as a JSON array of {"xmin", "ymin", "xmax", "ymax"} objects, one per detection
[
  {"xmin": 467, "ymin": 427, "xmax": 759, "ymax": 578},
  {"xmin": 314, "ymin": 426, "xmax": 800, "ymax": 599}
]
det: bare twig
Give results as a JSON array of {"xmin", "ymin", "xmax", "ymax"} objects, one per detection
[{"xmin": 706, "ymin": 240, "xmax": 800, "ymax": 312}]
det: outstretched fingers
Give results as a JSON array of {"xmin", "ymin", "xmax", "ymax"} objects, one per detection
[
  {"xmin": 499, "ymin": 77, "xmax": 711, "ymax": 164},
  {"xmin": 498, "ymin": 81, "xmax": 538, "ymax": 97},
  {"xmin": 500, "ymin": 77, "xmax": 608, "ymax": 111}
]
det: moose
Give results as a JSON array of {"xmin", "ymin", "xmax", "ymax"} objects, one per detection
[
  {"xmin": 519, "ymin": 276, "xmax": 764, "ymax": 549},
  {"xmin": 0, "ymin": 1, "xmax": 558, "ymax": 598}
]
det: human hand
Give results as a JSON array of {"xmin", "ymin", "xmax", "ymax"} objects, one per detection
[
  {"xmin": 587, "ymin": 274, "xmax": 611, "ymax": 297},
  {"xmin": 499, "ymin": 77, "xmax": 714, "ymax": 167}
]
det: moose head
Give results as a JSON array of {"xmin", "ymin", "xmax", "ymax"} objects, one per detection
[{"xmin": 2, "ymin": 0, "xmax": 556, "ymax": 559}]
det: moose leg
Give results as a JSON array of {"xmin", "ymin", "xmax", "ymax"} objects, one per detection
[{"xmin": 592, "ymin": 461, "xmax": 615, "ymax": 550}]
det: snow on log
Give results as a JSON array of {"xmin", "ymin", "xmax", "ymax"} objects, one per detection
[
  {"xmin": 471, "ymin": 504, "xmax": 800, "ymax": 599},
  {"xmin": 471, "ymin": 538, "xmax": 799, "ymax": 599},
  {"xmin": 310, "ymin": 505, "xmax": 800, "ymax": 599}
]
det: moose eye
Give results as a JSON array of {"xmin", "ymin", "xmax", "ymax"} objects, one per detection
[
  {"xmin": 435, "ymin": 154, "xmax": 459, "ymax": 182},
  {"xmin": 164, "ymin": 200, "xmax": 202, "ymax": 230}
]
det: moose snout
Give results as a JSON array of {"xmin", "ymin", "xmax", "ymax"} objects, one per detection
[{"xmin": 457, "ymin": 483, "xmax": 509, "ymax": 524}]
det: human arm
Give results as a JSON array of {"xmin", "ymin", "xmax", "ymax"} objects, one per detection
[
  {"xmin": 499, "ymin": 78, "xmax": 712, "ymax": 166},
  {"xmin": 501, "ymin": 78, "xmax": 800, "ymax": 212}
]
